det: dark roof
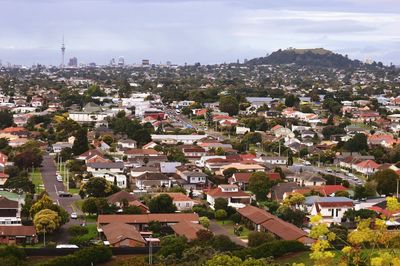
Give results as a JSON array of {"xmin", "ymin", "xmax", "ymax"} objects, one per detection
[
  {"xmin": 0, "ymin": 197, "xmax": 18, "ymax": 209},
  {"xmin": 87, "ymin": 162, "xmax": 124, "ymax": 169},
  {"xmin": 271, "ymin": 182, "xmax": 301, "ymax": 201},
  {"xmin": 102, "ymin": 223, "xmax": 145, "ymax": 245},
  {"xmin": 136, "ymin": 172, "xmax": 169, "ymax": 181},
  {"xmin": 107, "ymin": 191, "xmax": 137, "ymax": 204}
]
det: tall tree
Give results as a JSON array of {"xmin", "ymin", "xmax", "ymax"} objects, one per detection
[
  {"xmin": 33, "ymin": 209, "xmax": 60, "ymax": 234},
  {"xmin": 219, "ymin": 96, "xmax": 239, "ymax": 116},
  {"xmin": 0, "ymin": 111, "xmax": 13, "ymax": 129},
  {"xmin": 148, "ymin": 194, "xmax": 177, "ymax": 213},
  {"xmin": 371, "ymin": 169, "xmax": 399, "ymax": 195},
  {"xmin": 248, "ymin": 172, "xmax": 272, "ymax": 201},
  {"xmin": 72, "ymin": 127, "xmax": 89, "ymax": 156}
]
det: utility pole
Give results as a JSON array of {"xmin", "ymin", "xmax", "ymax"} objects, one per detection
[
  {"xmin": 148, "ymin": 236, "xmax": 153, "ymax": 265},
  {"xmin": 397, "ymin": 179, "xmax": 399, "ymax": 198},
  {"xmin": 67, "ymin": 168, "xmax": 69, "ymax": 191}
]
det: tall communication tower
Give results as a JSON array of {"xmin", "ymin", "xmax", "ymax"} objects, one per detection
[{"xmin": 61, "ymin": 36, "xmax": 66, "ymax": 69}]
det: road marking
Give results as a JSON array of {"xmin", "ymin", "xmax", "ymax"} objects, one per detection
[{"xmin": 55, "ymin": 184, "xmax": 59, "ymax": 195}]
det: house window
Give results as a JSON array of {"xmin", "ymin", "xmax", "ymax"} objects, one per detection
[{"xmin": 186, "ymin": 203, "xmax": 190, "ymax": 207}]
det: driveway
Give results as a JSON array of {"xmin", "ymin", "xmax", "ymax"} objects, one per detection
[{"xmin": 209, "ymin": 220, "xmax": 246, "ymax": 247}]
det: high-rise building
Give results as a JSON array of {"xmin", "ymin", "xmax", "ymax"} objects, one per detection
[
  {"xmin": 110, "ymin": 58, "xmax": 116, "ymax": 66},
  {"xmin": 142, "ymin": 59, "xmax": 150, "ymax": 66},
  {"xmin": 61, "ymin": 36, "xmax": 66, "ymax": 69},
  {"xmin": 118, "ymin": 56, "xmax": 125, "ymax": 66},
  {"xmin": 68, "ymin": 57, "xmax": 78, "ymax": 67}
]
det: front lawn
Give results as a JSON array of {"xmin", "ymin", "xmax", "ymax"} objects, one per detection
[
  {"xmin": 215, "ymin": 220, "xmax": 250, "ymax": 239},
  {"xmin": 31, "ymin": 170, "xmax": 44, "ymax": 193}
]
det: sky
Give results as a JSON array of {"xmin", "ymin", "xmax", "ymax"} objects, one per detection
[{"xmin": 0, "ymin": 0, "xmax": 399, "ymax": 66}]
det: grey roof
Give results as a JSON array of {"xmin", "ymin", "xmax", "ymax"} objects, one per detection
[
  {"xmin": 305, "ymin": 196, "xmax": 354, "ymax": 206},
  {"xmin": 183, "ymin": 171, "xmax": 208, "ymax": 177},
  {"xmin": 87, "ymin": 162, "xmax": 124, "ymax": 169},
  {"xmin": 271, "ymin": 182, "xmax": 301, "ymax": 201}
]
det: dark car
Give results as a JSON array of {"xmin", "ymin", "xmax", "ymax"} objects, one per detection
[{"xmin": 58, "ymin": 191, "xmax": 72, "ymax": 197}]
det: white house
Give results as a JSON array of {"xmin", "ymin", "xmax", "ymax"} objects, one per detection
[
  {"xmin": 310, "ymin": 197, "xmax": 354, "ymax": 224},
  {"xmin": 236, "ymin": 127, "xmax": 250, "ymax": 135},
  {"xmin": 206, "ymin": 184, "xmax": 251, "ymax": 209},
  {"xmin": 92, "ymin": 171, "xmax": 127, "ymax": 189},
  {"xmin": 86, "ymin": 162, "xmax": 124, "ymax": 174},
  {"xmin": 52, "ymin": 142, "xmax": 73, "ymax": 153},
  {"xmin": 151, "ymin": 134, "xmax": 207, "ymax": 145}
]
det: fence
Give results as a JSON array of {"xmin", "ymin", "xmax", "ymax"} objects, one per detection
[{"xmin": 23, "ymin": 246, "xmax": 160, "ymax": 257}]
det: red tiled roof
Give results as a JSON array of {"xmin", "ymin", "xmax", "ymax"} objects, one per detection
[
  {"xmin": 170, "ymin": 221, "xmax": 205, "ymax": 241},
  {"xmin": 206, "ymin": 187, "xmax": 250, "ymax": 198},
  {"xmin": 356, "ymin": 159, "xmax": 380, "ymax": 169},
  {"xmin": 238, "ymin": 205, "xmax": 308, "ymax": 242},
  {"xmin": 102, "ymin": 223, "xmax": 145, "ymax": 245},
  {"xmin": 0, "ymin": 226, "xmax": 36, "ymax": 236},
  {"xmin": 98, "ymin": 213, "xmax": 199, "ymax": 225}
]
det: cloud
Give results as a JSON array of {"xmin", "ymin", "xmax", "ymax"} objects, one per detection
[{"xmin": 0, "ymin": 0, "xmax": 399, "ymax": 65}]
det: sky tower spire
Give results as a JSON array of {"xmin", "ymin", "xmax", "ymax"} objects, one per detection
[{"xmin": 61, "ymin": 35, "xmax": 66, "ymax": 69}]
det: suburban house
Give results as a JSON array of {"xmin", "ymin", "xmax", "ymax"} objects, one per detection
[
  {"xmin": 123, "ymin": 149, "xmax": 160, "ymax": 159},
  {"xmin": 170, "ymin": 221, "xmax": 206, "ymax": 241},
  {"xmin": 107, "ymin": 191, "xmax": 148, "ymax": 213},
  {"xmin": 117, "ymin": 139, "xmax": 137, "ymax": 149},
  {"xmin": 97, "ymin": 213, "xmax": 199, "ymax": 231},
  {"xmin": 101, "ymin": 223, "xmax": 146, "ymax": 247},
  {"xmin": 134, "ymin": 172, "xmax": 171, "ymax": 190},
  {"xmin": 92, "ymin": 171, "xmax": 127, "ymax": 188},
  {"xmin": 182, "ymin": 147, "xmax": 207, "ymax": 160},
  {"xmin": 0, "ymin": 197, "xmax": 21, "ymax": 226},
  {"xmin": 289, "ymin": 172, "xmax": 326, "ymax": 187},
  {"xmin": 237, "ymin": 205, "xmax": 312, "ymax": 244},
  {"xmin": 310, "ymin": 197, "xmax": 354, "ymax": 224},
  {"xmin": 354, "ymin": 160, "xmax": 381, "ymax": 175},
  {"xmin": 0, "ymin": 226, "xmax": 37, "ymax": 245},
  {"xmin": 177, "ymin": 170, "xmax": 209, "ymax": 189},
  {"xmin": 217, "ymin": 163, "xmax": 265, "ymax": 176},
  {"xmin": 257, "ymin": 156, "xmax": 288, "ymax": 165},
  {"xmin": 206, "ymin": 184, "xmax": 252, "ymax": 209},
  {"xmin": 0, "ymin": 152, "xmax": 8, "ymax": 169},
  {"xmin": 151, "ymin": 134, "xmax": 207, "ymax": 145},
  {"xmin": 155, "ymin": 193, "xmax": 196, "ymax": 211},
  {"xmin": 52, "ymin": 142, "xmax": 73, "ymax": 153},
  {"xmin": 86, "ymin": 162, "xmax": 124, "ymax": 174}
]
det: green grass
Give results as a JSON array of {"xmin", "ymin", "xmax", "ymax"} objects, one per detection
[
  {"xmin": 72, "ymin": 199, "xmax": 84, "ymax": 212},
  {"xmin": 215, "ymin": 220, "xmax": 250, "ymax": 239},
  {"xmin": 31, "ymin": 170, "xmax": 44, "ymax": 193},
  {"xmin": 69, "ymin": 188, "xmax": 80, "ymax": 194},
  {"xmin": 216, "ymin": 219, "xmax": 235, "ymax": 226}
]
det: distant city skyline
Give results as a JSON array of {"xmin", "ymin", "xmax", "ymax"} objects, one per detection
[{"xmin": 0, "ymin": 0, "xmax": 399, "ymax": 66}]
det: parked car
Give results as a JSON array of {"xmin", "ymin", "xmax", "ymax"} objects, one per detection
[
  {"xmin": 58, "ymin": 191, "xmax": 72, "ymax": 197},
  {"xmin": 70, "ymin": 212, "xmax": 78, "ymax": 219},
  {"xmin": 56, "ymin": 175, "xmax": 63, "ymax": 182},
  {"xmin": 56, "ymin": 244, "xmax": 78, "ymax": 249}
]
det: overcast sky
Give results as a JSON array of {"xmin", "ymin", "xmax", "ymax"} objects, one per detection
[{"xmin": 0, "ymin": 0, "xmax": 399, "ymax": 66}]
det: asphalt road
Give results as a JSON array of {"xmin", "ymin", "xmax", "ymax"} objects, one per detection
[
  {"xmin": 40, "ymin": 154, "xmax": 81, "ymax": 214},
  {"xmin": 40, "ymin": 154, "xmax": 84, "ymax": 243}
]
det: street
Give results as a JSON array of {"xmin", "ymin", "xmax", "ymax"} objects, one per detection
[{"xmin": 40, "ymin": 154, "xmax": 80, "ymax": 214}]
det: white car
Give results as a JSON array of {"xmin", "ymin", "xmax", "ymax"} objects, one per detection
[
  {"xmin": 70, "ymin": 212, "xmax": 78, "ymax": 219},
  {"xmin": 56, "ymin": 175, "xmax": 63, "ymax": 182}
]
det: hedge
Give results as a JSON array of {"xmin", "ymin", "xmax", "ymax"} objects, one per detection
[
  {"xmin": 233, "ymin": 240, "xmax": 306, "ymax": 259},
  {"xmin": 36, "ymin": 246, "xmax": 112, "ymax": 266}
]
